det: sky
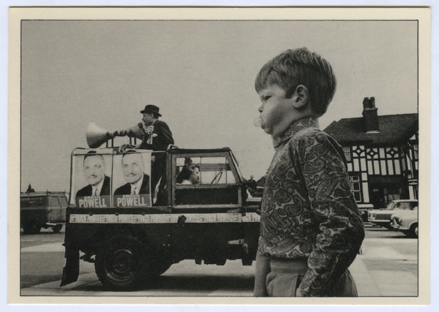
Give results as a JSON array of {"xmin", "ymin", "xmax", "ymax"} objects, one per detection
[{"xmin": 20, "ymin": 18, "xmax": 419, "ymax": 193}]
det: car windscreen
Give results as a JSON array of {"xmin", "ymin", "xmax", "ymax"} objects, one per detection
[
  {"xmin": 385, "ymin": 202, "xmax": 395, "ymax": 210},
  {"xmin": 393, "ymin": 202, "xmax": 417, "ymax": 210},
  {"xmin": 59, "ymin": 196, "xmax": 68, "ymax": 207}
]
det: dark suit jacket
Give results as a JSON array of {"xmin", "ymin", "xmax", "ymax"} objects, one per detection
[
  {"xmin": 114, "ymin": 174, "xmax": 150, "ymax": 195},
  {"xmin": 140, "ymin": 120, "xmax": 174, "ymax": 151},
  {"xmin": 76, "ymin": 175, "xmax": 111, "ymax": 197}
]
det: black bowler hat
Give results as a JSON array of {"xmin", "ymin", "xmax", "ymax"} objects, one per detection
[{"xmin": 140, "ymin": 104, "xmax": 162, "ymax": 117}]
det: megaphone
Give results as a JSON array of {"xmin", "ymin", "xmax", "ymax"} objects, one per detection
[{"xmin": 86, "ymin": 122, "xmax": 145, "ymax": 148}]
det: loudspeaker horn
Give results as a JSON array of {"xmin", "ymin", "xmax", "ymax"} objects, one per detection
[
  {"xmin": 86, "ymin": 122, "xmax": 112, "ymax": 148},
  {"xmin": 86, "ymin": 122, "xmax": 145, "ymax": 148}
]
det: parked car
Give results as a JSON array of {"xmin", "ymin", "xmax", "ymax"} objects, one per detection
[
  {"xmin": 368, "ymin": 199, "xmax": 418, "ymax": 229},
  {"xmin": 390, "ymin": 208, "xmax": 418, "ymax": 238},
  {"xmin": 357, "ymin": 203, "xmax": 374, "ymax": 222},
  {"xmin": 20, "ymin": 191, "xmax": 68, "ymax": 234}
]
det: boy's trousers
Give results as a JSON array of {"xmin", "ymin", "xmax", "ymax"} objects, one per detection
[{"xmin": 254, "ymin": 253, "xmax": 358, "ymax": 297}]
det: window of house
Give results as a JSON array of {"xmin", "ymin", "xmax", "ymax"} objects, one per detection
[
  {"xmin": 349, "ymin": 175, "xmax": 361, "ymax": 202},
  {"xmin": 413, "ymin": 144, "xmax": 418, "ymax": 160},
  {"xmin": 343, "ymin": 147, "xmax": 351, "ymax": 162}
]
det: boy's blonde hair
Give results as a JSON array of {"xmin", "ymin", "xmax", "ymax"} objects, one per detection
[{"xmin": 255, "ymin": 47, "xmax": 337, "ymax": 116}]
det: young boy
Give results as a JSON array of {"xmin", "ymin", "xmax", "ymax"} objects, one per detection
[{"xmin": 253, "ymin": 48, "xmax": 365, "ymax": 297}]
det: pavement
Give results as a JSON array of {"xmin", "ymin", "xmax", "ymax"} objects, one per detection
[{"xmin": 348, "ymin": 224, "xmax": 418, "ymax": 297}]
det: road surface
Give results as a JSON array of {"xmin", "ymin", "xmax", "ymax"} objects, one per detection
[{"xmin": 19, "ymin": 224, "xmax": 418, "ymax": 297}]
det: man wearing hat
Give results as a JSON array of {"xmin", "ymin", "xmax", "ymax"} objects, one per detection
[{"xmin": 139, "ymin": 104, "xmax": 174, "ymax": 204}]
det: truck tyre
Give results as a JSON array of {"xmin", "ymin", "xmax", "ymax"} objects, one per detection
[
  {"xmin": 95, "ymin": 235, "xmax": 147, "ymax": 291},
  {"xmin": 242, "ymin": 259, "xmax": 252, "ymax": 266},
  {"xmin": 52, "ymin": 225, "xmax": 62, "ymax": 233},
  {"xmin": 23, "ymin": 223, "xmax": 41, "ymax": 234}
]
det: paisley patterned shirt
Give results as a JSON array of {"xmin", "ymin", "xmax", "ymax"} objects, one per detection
[{"xmin": 258, "ymin": 117, "xmax": 365, "ymax": 296}]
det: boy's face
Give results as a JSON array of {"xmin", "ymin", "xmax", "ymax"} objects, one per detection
[{"xmin": 257, "ymin": 84, "xmax": 298, "ymax": 137}]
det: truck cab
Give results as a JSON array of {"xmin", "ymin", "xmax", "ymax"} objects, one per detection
[{"xmin": 61, "ymin": 146, "xmax": 261, "ymax": 290}]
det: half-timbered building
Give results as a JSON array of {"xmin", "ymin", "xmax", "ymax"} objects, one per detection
[{"xmin": 324, "ymin": 97, "xmax": 418, "ymax": 209}]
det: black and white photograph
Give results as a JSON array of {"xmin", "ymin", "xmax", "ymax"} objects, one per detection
[{"xmin": 7, "ymin": 5, "xmax": 432, "ymax": 307}]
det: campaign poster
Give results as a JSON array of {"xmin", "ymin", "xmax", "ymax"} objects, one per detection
[
  {"xmin": 71, "ymin": 148, "xmax": 113, "ymax": 208},
  {"xmin": 112, "ymin": 150, "xmax": 152, "ymax": 208}
]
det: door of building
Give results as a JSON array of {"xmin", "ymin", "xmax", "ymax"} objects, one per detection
[
  {"xmin": 368, "ymin": 176, "xmax": 408, "ymax": 209},
  {"xmin": 369, "ymin": 184, "xmax": 386, "ymax": 209}
]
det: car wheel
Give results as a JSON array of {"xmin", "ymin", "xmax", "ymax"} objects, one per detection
[
  {"xmin": 410, "ymin": 223, "xmax": 418, "ymax": 238},
  {"xmin": 23, "ymin": 223, "xmax": 41, "ymax": 234},
  {"xmin": 52, "ymin": 225, "xmax": 62, "ymax": 233},
  {"xmin": 383, "ymin": 224, "xmax": 394, "ymax": 230},
  {"xmin": 402, "ymin": 231, "xmax": 411, "ymax": 237},
  {"xmin": 95, "ymin": 235, "xmax": 147, "ymax": 291}
]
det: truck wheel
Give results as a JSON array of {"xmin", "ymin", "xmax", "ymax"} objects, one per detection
[
  {"xmin": 95, "ymin": 236, "xmax": 146, "ymax": 291},
  {"xmin": 52, "ymin": 225, "xmax": 62, "ymax": 233},
  {"xmin": 242, "ymin": 259, "xmax": 252, "ymax": 266},
  {"xmin": 23, "ymin": 223, "xmax": 41, "ymax": 234}
]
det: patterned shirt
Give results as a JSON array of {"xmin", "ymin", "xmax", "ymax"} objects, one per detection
[{"xmin": 258, "ymin": 117, "xmax": 365, "ymax": 296}]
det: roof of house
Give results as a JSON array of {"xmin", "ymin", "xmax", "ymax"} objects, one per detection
[
  {"xmin": 324, "ymin": 113, "xmax": 418, "ymax": 145},
  {"xmin": 256, "ymin": 176, "xmax": 266, "ymax": 187}
]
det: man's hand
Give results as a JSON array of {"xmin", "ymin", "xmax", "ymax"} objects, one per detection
[{"xmin": 138, "ymin": 126, "xmax": 147, "ymax": 138}]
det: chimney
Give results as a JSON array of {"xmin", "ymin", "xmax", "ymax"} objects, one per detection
[{"xmin": 362, "ymin": 97, "xmax": 380, "ymax": 133}]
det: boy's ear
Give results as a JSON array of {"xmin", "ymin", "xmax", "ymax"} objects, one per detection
[{"xmin": 292, "ymin": 85, "xmax": 309, "ymax": 109}]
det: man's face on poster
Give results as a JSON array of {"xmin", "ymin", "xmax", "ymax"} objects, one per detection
[
  {"xmin": 122, "ymin": 153, "xmax": 144, "ymax": 184},
  {"xmin": 83, "ymin": 155, "xmax": 105, "ymax": 186}
]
